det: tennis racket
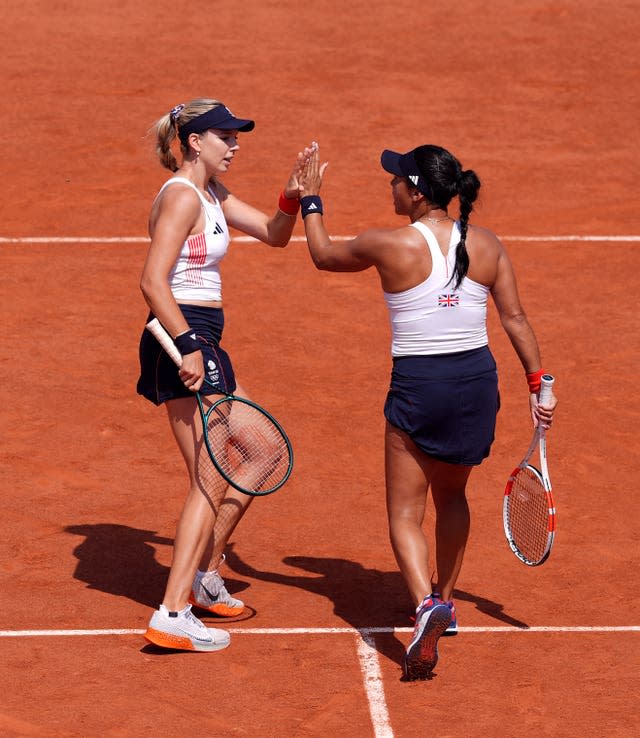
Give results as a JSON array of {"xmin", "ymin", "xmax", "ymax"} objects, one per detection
[
  {"xmin": 503, "ymin": 374, "xmax": 556, "ymax": 566},
  {"xmin": 145, "ymin": 318, "xmax": 293, "ymax": 497}
]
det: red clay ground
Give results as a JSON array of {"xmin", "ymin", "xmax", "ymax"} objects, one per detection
[{"xmin": 1, "ymin": 1, "xmax": 638, "ymax": 736}]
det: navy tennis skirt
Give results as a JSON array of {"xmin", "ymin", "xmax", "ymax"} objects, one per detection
[
  {"xmin": 384, "ymin": 346, "xmax": 500, "ymax": 466},
  {"xmin": 137, "ymin": 305, "xmax": 237, "ymax": 406}
]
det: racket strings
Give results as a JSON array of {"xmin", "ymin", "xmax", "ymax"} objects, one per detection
[
  {"xmin": 204, "ymin": 399, "xmax": 290, "ymax": 493},
  {"xmin": 505, "ymin": 468, "xmax": 551, "ymax": 562}
]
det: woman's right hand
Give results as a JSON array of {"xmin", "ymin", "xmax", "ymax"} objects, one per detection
[
  {"xmin": 300, "ymin": 143, "xmax": 328, "ymax": 197},
  {"xmin": 179, "ymin": 350, "xmax": 205, "ymax": 392},
  {"xmin": 530, "ymin": 390, "xmax": 557, "ymax": 430}
]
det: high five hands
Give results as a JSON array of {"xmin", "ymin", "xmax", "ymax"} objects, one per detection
[
  {"xmin": 300, "ymin": 141, "xmax": 329, "ymax": 197},
  {"xmin": 284, "ymin": 142, "xmax": 325, "ymax": 199}
]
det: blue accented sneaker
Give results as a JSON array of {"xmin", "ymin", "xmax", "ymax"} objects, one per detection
[
  {"xmin": 444, "ymin": 600, "xmax": 458, "ymax": 636},
  {"xmin": 431, "ymin": 592, "xmax": 458, "ymax": 636},
  {"xmin": 403, "ymin": 595, "xmax": 452, "ymax": 680}
]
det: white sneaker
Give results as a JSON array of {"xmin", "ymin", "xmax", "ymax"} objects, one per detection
[
  {"xmin": 189, "ymin": 560, "xmax": 245, "ymax": 617},
  {"xmin": 144, "ymin": 604, "xmax": 231, "ymax": 652}
]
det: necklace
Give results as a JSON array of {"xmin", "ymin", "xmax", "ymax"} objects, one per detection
[{"xmin": 423, "ymin": 214, "xmax": 450, "ymax": 224}]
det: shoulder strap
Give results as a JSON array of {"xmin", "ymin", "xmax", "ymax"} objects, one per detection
[
  {"xmin": 157, "ymin": 176, "xmax": 206, "ymax": 203},
  {"xmin": 156, "ymin": 177, "xmax": 214, "ymax": 225},
  {"xmin": 409, "ymin": 221, "xmax": 447, "ymax": 276},
  {"xmin": 448, "ymin": 220, "xmax": 461, "ymax": 248},
  {"xmin": 445, "ymin": 220, "xmax": 462, "ymax": 269}
]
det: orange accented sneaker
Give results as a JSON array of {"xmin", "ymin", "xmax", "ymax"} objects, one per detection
[
  {"xmin": 189, "ymin": 565, "xmax": 245, "ymax": 618},
  {"xmin": 144, "ymin": 604, "xmax": 230, "ymax": 652}
]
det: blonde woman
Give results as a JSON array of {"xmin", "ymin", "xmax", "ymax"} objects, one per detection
[{"xmin": 138, "ymin": 98, "xmax": 312, "ymax": 651}]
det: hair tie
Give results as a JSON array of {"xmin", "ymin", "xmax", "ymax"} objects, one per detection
[{"xmin": 169, "ymin": 103, "xmax": 185, "ymax": 124}]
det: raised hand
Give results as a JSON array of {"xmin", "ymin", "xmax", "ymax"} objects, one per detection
[
  {"xmin": 283, "ymin": 143, "xmax": 319, "ymax": 199},
  {"xmin": 300, "ymin": 142, "xmax": 328, "ymax": 197}
]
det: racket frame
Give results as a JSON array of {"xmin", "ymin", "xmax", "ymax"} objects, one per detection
[
  {"xmin": 503, "ymin": 375, "xmax": 556, "ymax": 566},
  {"xmin": 145, "ymin": 318, "xmax": 293, "ymax": 496}
]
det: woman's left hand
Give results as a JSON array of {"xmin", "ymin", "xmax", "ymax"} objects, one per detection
[{"xmin": 283, "ymin": 143, "xmax": 319, "ymax": 199}]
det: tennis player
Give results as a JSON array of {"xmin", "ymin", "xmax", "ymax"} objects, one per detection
[
  {"xmin": 137, "ymin": 98, "xmax": 313, "ymax": 652},
  {"xmin": 299, "ymin": 144, "xmax": 557, "ymax": 679}
]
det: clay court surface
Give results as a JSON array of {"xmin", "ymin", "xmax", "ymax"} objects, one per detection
[{"xmin": 1, "ymin": 1, "xmax": 638, "ymax": 736}]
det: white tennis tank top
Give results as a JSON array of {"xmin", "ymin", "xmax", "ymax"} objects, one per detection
[
  {"xmin": 156, "ymin": 177, "xmax": 230, "ymax": 301},
  {"xmin": 383, "ymin": 221, "xmax": 490, "ymax": 356}
]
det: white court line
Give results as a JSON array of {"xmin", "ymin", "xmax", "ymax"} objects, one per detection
[
  {"xmin": 356, "ymin": 632, "xmax": 394, "ymax": 738},
  {"xmin": 1, "ymin": 625, "xmax": 637, "ymax": 637},
  {"xmin": 3, "ymin": 624, "xmax": 636, "ymax": 738},
  {"xmin": 0, "ymin": 235, "xmax": 639, "ymax": 244}
]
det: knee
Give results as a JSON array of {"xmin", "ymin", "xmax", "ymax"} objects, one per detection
[
  {"xmin": 432, "ymin": 487, "xmax": 469, "ymax": 514},
  {"xmin": 386, "ymin": 504, "xmax": 424, "ymax": 528}
]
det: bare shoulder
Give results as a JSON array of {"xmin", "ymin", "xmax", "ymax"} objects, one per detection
[
  {"xmin": 354, "ymin": 224, "xmax": 423, "ymax": 252},
  {"xmin": 149, "ymin": 180, "xmax": 201, "ymax": 234},
  {"xmin": 156, "ymin": 180, "xmax": 201, "ymax": 212},
  {"xmin": 465, "ymin": 224, "xmax": 506, "ymax": 286},
  {"xmin": 359, "ymin": 224, "xmax": 431, "ymax": 289},
  {"xmin": 466, "ymin": 223, "xmax": 503, "ymax": 254}
]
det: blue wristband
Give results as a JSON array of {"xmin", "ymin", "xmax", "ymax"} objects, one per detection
[
  {"xmin": 300, "ymin": 195, "xmax": 323, "ymax": 218},
  {"xmin": 174, "ymin": 330, "xmax": 200, "ymax": 356}
]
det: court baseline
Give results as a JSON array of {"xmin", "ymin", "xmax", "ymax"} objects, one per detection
[
  {"xmin": 0, "ymin": 235, "xmax": 639, "ymax": 244},
  {"xmin": 2, "ymin": 626, "xmax": 637, "ymax": 738}
]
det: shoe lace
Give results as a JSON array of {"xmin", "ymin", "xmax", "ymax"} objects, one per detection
[{"xmin": 182, "ymin": 605, "xmax": 208, "ymax": 633}]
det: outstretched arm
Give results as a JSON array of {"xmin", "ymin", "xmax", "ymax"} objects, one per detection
[
  {"xmin": 220, "ymin": 144, "xmax": 316, "ymax": 247},
  {"xmin": 300, "ymin": 145, "xmax": 376, "ymax": 272}
]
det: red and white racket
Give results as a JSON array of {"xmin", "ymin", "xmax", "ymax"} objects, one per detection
[{"xmin": 503, "ymin": 375, "xmax": 556, "ymax": 566}]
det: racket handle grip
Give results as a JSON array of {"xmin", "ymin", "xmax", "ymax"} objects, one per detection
[
  {"xmin": 145, "ymin": 318, "xmax": 183, "ymax": 367},
  {"xmin": 539, "ymin": 374, "xmax": 555, "ymax": 404}
]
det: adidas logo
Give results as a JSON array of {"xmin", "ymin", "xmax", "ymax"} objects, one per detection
[
  {"xmin": 307, "ymin": 202, "xmax": 318, "ymax": 210},
  {"xmin": 213, "ymin": 222, "xmax": 224, "ymax": 234},
  {"xmin": 409, "ymin": 175, "xmax": 419, "ymax": 186}
]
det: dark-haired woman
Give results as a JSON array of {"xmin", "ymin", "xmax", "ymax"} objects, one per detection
[{"xmin": 299, "ymin": 144, "xmax": 557, "ymax": 680}]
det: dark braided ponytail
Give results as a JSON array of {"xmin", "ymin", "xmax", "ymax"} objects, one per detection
[
  {"xmin": 452, "ymin": 168, "xmax": 481, "ymax": 289},
  {"xmin": 413, "ymin": 145, "xmax": 481, "ymax": 290}
]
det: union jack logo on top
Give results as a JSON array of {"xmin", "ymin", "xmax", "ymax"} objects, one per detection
[{"xmin": 438, "ymin": 293, "xmax": 460, "ymax": 307}]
